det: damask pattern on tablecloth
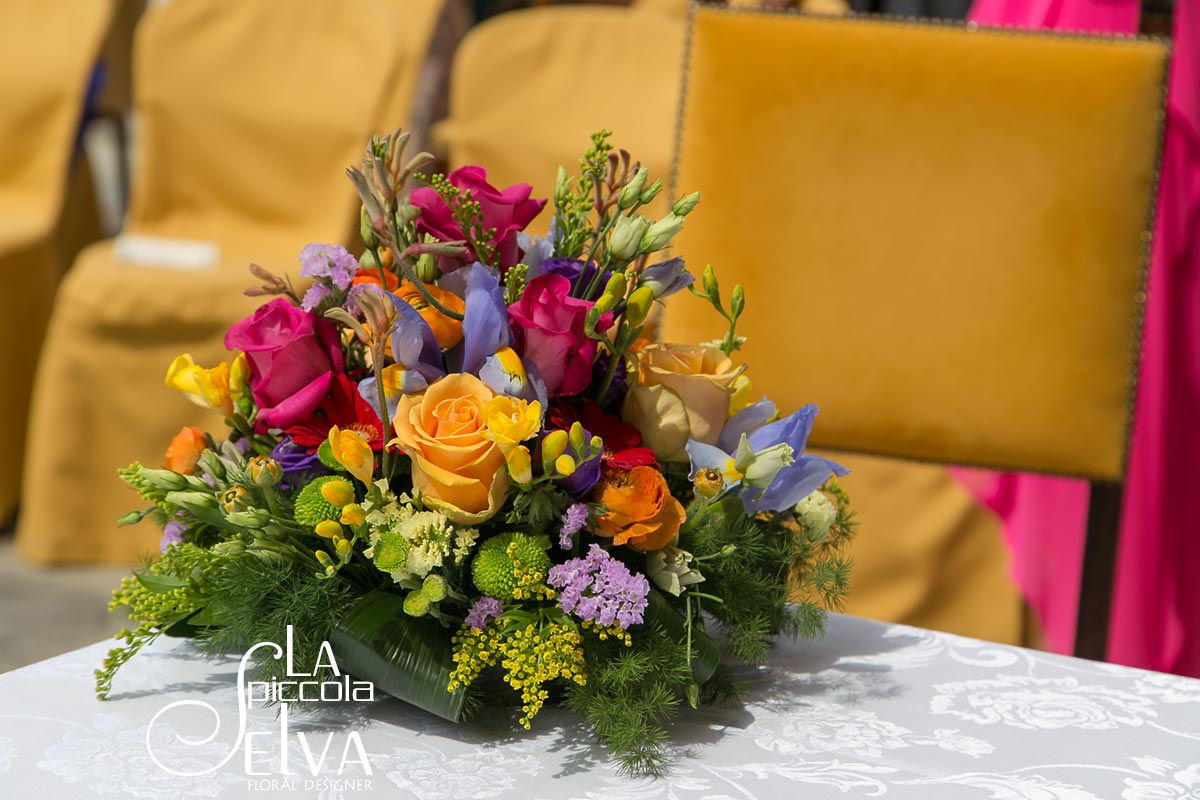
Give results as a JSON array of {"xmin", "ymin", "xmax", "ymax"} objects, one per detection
[{"xmin": 1, "ymin": 614, "xmax": 1198, "ymax": 799}]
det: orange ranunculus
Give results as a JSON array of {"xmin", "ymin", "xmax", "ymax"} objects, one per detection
[
  {"xmin": 352, "ymin": 266, "xmax": 398, "ymax": 291},
  {"xmin": 394, "ymin": 281, "xmax": 466, "ymax": 350},
  {"xmin": 390, "ymin": 373, "xmax": 508, "ymax": 524},
  {"xmin": 622, "ymin": 343, "xmax": 745, "ymax": 463},
  {"xmin": 591, "ymin": 466, "xmax": 686, "ymax": 552},
  {"xmin": 163, "ymin": 426, "xmax": 208, "ymax": 475}
]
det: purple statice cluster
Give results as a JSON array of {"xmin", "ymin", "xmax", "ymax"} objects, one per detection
[
  {"xmin": 465, "ymin": 596, "xmax": 503, "ymax": 630},
  {"xmin": 558, "ymin": 503, "xmax": 589, "ymax": 550},
  {"xmin": 547, "ymin": 545, "xmax": 649, "ymax": 629},
  {"xmin": 298, "ymin": 242, "xmax": 359, "ymax": 310}
]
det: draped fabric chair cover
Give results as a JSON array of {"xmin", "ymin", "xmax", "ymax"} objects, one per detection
[
  {"xmin": 665, "ymin": 7, "xmax": 1167, "ymax": 650},
  {"xmin": 16, "ymin": 0, "xmax": 446, "ymax": 563},
  {"xmin": 0, "ymin": 0, "xmax": 114, "ymax": 527},
  {"xmin": 440, "ymin": 2, "xmax": 1024, "ymax": 644}
]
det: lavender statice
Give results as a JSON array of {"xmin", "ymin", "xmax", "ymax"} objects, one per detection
[
  {"xmin": 299, "ymin": 242, "xmax": 358, "ymax": 288},
  {"xmin": 465, "ymin": 596, "xmax": 503, "ymax": 630},
  {"xmin": 559, "ymin": 503, "xmax": 589, "ymax": 550},
  {"xmin": 547, "ymin": 545, "xmax": 649, "ymax": 629},
  {"xmin": 159, "ymin": 520, "xmax": 185, "ymax": 553}
]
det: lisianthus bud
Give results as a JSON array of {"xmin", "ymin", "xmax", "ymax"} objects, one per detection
[
  {"xmin": 672, "ymin": 191, "xmax": 701, "ymax": 216},
  {"xmin": 702, "ymin": 264, "xmax": 719, "ymax": 299},
  {"xmin": 640, "ymin": 178, "xmax": 663, "ymax": 205},
  {"xmin": 624, "ymin": 285, "xmax": 655, "ymax": 326},
  {"xmin": 641, "ymin": 214, "xmax": 685, "ymax": 253},
  {"xmin": 617, "ymin": 168, "xmax": 649, "ymax": 210},
  {"xmin": 730, "ymin": 283, "xmax": 745, "ymax": 318},
  {"xmin": 226, "ymin": 509, "xmax": 270, "ymax": 529},
  {"xmin": 693, "ymin": 467, "xmax": 725, "ymax": 499},
  {"xmin": 608, "ymin": 215, "xmax": 649, "ymax": 261},
  {"xmin": 139, "ymin": 468, "xmax": 192, "ymax": 492},
  {"xmin": 415, "ymin": 252, "xmax": 439, "ymax": 283},
  {"xmin": 247, "ymin": 456, "xmax": 283, "ymax": 488},
  {"xmin": 360, "ymin": 206, "xmax": 378, "ymax": 249},
  {"xmin": 221, "ymin": 486, "xmax": 252, "ymax": 514}
]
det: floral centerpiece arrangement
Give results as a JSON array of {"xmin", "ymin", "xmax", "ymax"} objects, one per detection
[{"xmin": 96, "ymin": 130, "xmax": 856, "ymax": 775}]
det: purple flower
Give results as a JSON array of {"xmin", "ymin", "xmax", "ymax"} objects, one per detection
[
  {"xmin": 301, "ymin": 282, "xmax": 333, "ymax": 312},
  {"xmin": 559, "ymin": 503, "xmax": 589, "ymax": 550},
  {"xmin": 465, "ymin": 596, "xmax": 503, "ymax": 629},
  {"xmin": 159, "ymin": 520, "xmax": 185, "ymax": 553},
  {"xmin": 270, "ymin": 436, "xmax": 330, "ymax": 489},
  {"xmin": 539, "ymin": 257, "xmax": 611, "ymax": 300},
  {"xmin": 547, "ymin": 545, "xmax": 649, "ymax": 629},
  {"xmin": 298, "ymin": 243, "xmax": 358, "ymax": 290},
  {"xmin": 639, "ymin": 257, "xmax": 693, "ymax": 299}
]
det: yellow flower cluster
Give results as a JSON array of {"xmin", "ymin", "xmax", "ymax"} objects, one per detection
[
  {"xmin": 580, "ymin": 618, "xmax": 634, "ymax": 647},
  {"xmin": 447, "ymin": 620, "xmax": 588, "ymax": 730},
  {"xmin": 497, "ymin": 623, "xmax": 586, "ymax": 729},
  {"xmin": 510, "ymin": 551, "xmax": 555, "ymax": 602}
]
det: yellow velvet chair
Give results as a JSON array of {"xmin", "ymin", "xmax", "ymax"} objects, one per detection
[
  {"xmin": 16, "ymin": 0, "xmax": 448, "ymax": 564},
  {"xmin": 665, "ymin": 7, "xmax": 1167, "ymax": 658},
  {"xmin": 0, "ymin": 0, "xmax": 113, "ymax": 528}
]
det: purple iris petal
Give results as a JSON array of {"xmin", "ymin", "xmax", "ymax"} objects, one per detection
[
  {"xmin": 717, "ymin": 399, "xmax": 777, "ymax": 452},
  {"xmin": 557, "ymin": 450, "xmax": 603, "ymax": 499},
  {"xmin": 387, "ymin": 293, "xmax": 445, "ymax": 385},
  {"xmin": 446, "ymin": 263, "xmax": 511, "ymax": 376}
]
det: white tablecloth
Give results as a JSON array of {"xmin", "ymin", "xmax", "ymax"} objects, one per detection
[{"xmin": 2, "ymin": 613, "xmax": 1198, "ymax": 799}]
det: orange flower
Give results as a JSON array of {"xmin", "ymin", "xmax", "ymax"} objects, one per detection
[
  {"xmin": 591, "ymin": 466, "xmax": 686, "ymax": 552},
  {"xmin": 390, "ymin": 373, "xmax": 508, "ymax": 524},
  {"xmin": 395, "ymin": 281, "xmax": 466, "ymax": 350},
  {"xmin": 163, "ymin": 426, "xmax": 207, "ymax": 475},
  {"xmin": 352, "ymin": 266, "xmax": 398, "ymax": 292}
]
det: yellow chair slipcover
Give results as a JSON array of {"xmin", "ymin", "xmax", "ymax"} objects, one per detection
[
  {"xmin": 17, "ymin": 0, "xmax": 446, "ymax": 564},
  {"xmin": 667, "ymin": 8, "xmax": 1166, "ymax": 647},
  {"xmin": 440, "ymin": 3, "xmax": 1022, "ymax": 643},
  {"xmin": 0, "ymin": 0, "xmax": 113, "ymax": 527}
]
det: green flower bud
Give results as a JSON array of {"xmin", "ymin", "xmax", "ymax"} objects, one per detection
[
  {"xmin": 624, "ymin": 285, "xmax": 655, "ymax": 326},
  {"xmin": 594, "ymin": 292, "xmax": 618, "ymax": 314},
  {"xmin": 421, "ymin": 574, "xmax": 447, "ymax": 602},
  {"xmin": 730, "ymin": 283, "xmax": 745, "ymax": 318},
  {"xmin": 553, "ymin": 165, "xmax": 570, "ymax": 205},
  {"xmin": 604, "ymin": 272, "xmax": 628, "ymax": 299},
  {"xmin": 139, "ymin": 468, "xmax": 191, "ymax": 492},
  {"xmin": 359, "ymin": 248, "xmax": 380, "ymax": 273},
  {"xmin": 640, "ymin": 178, "xmax": 663, "ymax": 205},
  {"xmin": 247, "ymin": 456, "xmax": 282, "ymax": 488},
  {"xmin": 226, "ymin": 509, "xmax": 271, "ymax": 529},
  {"xmin": 641, "ymin": 213, "xmax": 685, "ymax": 253},
  {"xmin": 212, "ymin": 540, "xmax": 246, "ymax": 556},
  {"xmin": 568, "ymin": 421, "xmax": 587, "ymax": 453},
  {"xmin": 608, "ymin": 215, "xmax": 649, "ymax": 262},
  {"xmin": 403, "ymin": 591, "xmax": 429, "ymax": 617},
  {"xmin": 398, "ymin": 201, "xmax": 421, "ymax": 224},
  {"xmin": 616, "ymin": 167, "xmax": 649, "ymax": 210},
  {"xmin": 541, "ymin": 429, "xmax": 569, "ymax": 465},
  {"xmin": 671, "ymin": 191, "xmax": 702, "ymax": 217},
  {"xmin": 359, "ymin": 206, "xmax": 378, "ymax": 249},
  {"xmin": 415, "ymin": 252, "xmax": 439, "ymax": 283},
  {"xmin": 702, "ymin": 264, "xmax": 719, "ymax": 300}
]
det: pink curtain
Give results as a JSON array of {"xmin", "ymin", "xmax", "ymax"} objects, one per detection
[{"xmin": 960, "ymin": 0, "xmax": 1200, "ymax": 677}]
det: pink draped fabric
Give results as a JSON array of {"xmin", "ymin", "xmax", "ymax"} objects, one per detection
[{"xmin": 959, "ymin": 0, "xmax": 1200, "ymax": 677}]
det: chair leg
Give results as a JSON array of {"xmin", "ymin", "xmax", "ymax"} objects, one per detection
[{"xmin": 1073, "ymin": 480, "xmax": 1124, "ymax": 661}]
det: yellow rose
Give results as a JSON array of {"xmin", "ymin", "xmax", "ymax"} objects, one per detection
[
  {"xmin": 480, "ymin": 396, "xmax": 541, "ymax": 454},
  {"xmin": 622, "ymin": 344, "xmax": 746, "ymax": 462},
  {"xmin": 390, "ymin": 373, "xmax": 508, "ymax": 524}
]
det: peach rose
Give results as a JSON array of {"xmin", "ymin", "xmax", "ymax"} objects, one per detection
[
  {"xmin": 591, "ymin": 466, "xmax": 686, "ymax": 552},
  {"xmin": 390, "ymin": 373, "xmax": 508, "ymax": 524},
  {"xmin": 622, "ymin": 344, "xmax": 746, "ymax": 462},
  {"xmin": 163, "ymin": 426, "xmax": 207, "ymax": 475}
]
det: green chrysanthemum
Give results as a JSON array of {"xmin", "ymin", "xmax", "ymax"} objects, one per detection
[
  {"xmin": 471, "ymin": 532, "xmax": 551, "ymax": 600},
  {"xmin": 294, "ymin": 476, "xmax": 346, "ymax": 527}
]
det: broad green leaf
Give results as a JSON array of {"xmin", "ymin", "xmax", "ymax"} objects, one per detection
[
  {"xmin": 133, "ymin": 571, "xmax": 189, "ymax": 593},
  {"xmin": 331, "ymin": 590, "xmax": 467, "ymax": 723}
]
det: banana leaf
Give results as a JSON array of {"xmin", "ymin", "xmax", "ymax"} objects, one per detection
[
  {"xmin": 643, "ymin": 589, "xmax": 721, "ymax": 685},
  {"xmin": 330, "ymin": 590, "xmax": 467, "ymax": 722}
]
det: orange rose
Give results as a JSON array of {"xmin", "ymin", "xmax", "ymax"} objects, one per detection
[
  {"xmin": 390, "ymin": 373, "xmax": 508, "ymax": 524},
  {"xmin": 591, "ymin": 466, "xmax": 686, "ymax": 552},
  {"xmin": 163, "ymin": 426, "xmax": 207, "ymax": 475},
  {"xmin": 622, "ymin": 344, "xmax": 745, "ymax": 462}
]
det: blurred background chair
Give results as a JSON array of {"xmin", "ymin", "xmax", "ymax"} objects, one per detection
[
  {"xmin": 665, "ymin": 6, "xmax": 1168, "ymax": 659},
  {"xmin": 0, "ymin": 0, "xmax": 114, "ymax": 531},
  {"xmin": 16, "ymin": 0, "xmax": 452, "ymax": 564}
]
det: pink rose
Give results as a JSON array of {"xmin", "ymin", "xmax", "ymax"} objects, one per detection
[
  {"xmin": 223, "ymin": 298, "xmax": 344, "ymax": 431},
  {"xmin": 508, "ymin": 274, "xmax": 609, "ymax": 397},
  {"xmin": 409, "ymin": 166, "xmax": 546, "ymax": 273}
]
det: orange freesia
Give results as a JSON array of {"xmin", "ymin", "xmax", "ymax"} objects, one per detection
[
  {"xmin": 394, "ymin": 281, "xmax": 465, "ymax": 350},
  {"xmin": 591, "ymin": 466, "xmax": 686, "ymax": 552},
  {"xmin": 163, "ymin": 426, "xmax": 208, "ymax": 475},
  {"xmin": 390, "ymin": 373, "xmax": 507, "ymax": 524}
]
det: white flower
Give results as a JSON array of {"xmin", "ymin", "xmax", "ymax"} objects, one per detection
[
  {"xmin": 646, "ymin": 546, "xmax": 705, "ymax": 596},
  {"xmin": 795, "ymin": 490, "xmax": 837, "ymax": 538}
]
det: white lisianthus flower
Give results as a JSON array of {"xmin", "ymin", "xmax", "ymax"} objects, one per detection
[
  {"xmin": 646, "ymin": 546, "xmax": 705, "ymax": 596},
  {"xmin": 795, "ymin": 490, "xmax": 837, "ymax": 538}
]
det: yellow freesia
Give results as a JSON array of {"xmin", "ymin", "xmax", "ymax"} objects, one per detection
[
  {"xmin": 328, "ymin": 426, "xmax": 375, "ymax": 486},
  {"xmin": 164, "ymin": 354, "xmax": 234, "ymax": 417},
  {"xmin": 505, "ymin": 445, "xmax": 533, "ymax": 485},
  {"xmin": 480, "ymin": 395, "xmax": 541, "ymax": 454},
  {"xmin": 229, "ymin": 352, "xmax": 250, "ymax": 403}
]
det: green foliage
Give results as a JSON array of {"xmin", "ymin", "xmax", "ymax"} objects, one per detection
[
  {"xmin": 192, "ymin": 553, "xmax": 356, "ymax": 698},
  {"xmin": 424, "ymin": 172, "xmax": 498, "ymax": 269},
  {"xmin": 564, "ymin": 624, "xmax": 691, "ymax": 778},
  {"xmin": 505, "ymin": 483, "xmax": 568, "ymax": 534}
]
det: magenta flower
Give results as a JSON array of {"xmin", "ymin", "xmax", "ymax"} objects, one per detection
[
  {"xmin": 223, "ymin": 298, "xmax": 344, "ymax": 432},
  {"xmin": 508, "ymin": 274, "xmax": 611, "ymax": 397}
]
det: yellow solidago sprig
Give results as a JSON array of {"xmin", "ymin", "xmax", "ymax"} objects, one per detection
[{"xmin": 470, "ymin": 532, "xmax": 554, "ymax": 601}]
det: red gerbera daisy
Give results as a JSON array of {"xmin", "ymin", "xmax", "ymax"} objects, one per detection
[
  {"xmin": 547, "ymin": 399, "xmax": 657, "ymax": 470},
  {"xmin": 284, "ymin": 373, "xmax": 384, "ymax": 451}
]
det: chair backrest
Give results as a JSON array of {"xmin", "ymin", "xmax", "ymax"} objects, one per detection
[
  {"xmin": 0, "ymin": 0, "xmax": 114, "ymax": 234},
  {"xmin": 438, "ymin": 5, "xmax": 686, "ymax": 232},
  {"xmin": 664, "ymin": 7, "xmax": 1169, "ymax": 482},
  {"xmin": 123, "ymin": 0, "xmax": 442, "ymax": 251}
]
